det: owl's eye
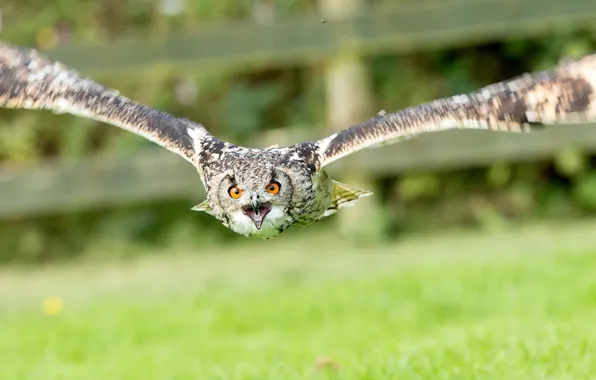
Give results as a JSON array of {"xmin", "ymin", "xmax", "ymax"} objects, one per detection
[
  {"xmin": 228, "ymin": 186, "xmax": 243, "ymax": 199},
  {"xmin": 266, "ymin": 181, "xmax": 281, "ymax": 195}
]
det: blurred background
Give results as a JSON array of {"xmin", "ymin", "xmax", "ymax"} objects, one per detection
[
  {"xmin": 1, "ymin": 0, "xmax": 596, "ymax": 262},
  {"xmin": 3, "ymin": 1, "xmax": 596, "ymax": 378}
]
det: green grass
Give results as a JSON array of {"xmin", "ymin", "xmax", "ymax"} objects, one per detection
[{"xmin": 2, "ymin": 220, "xmax": 596, "ymax": 379}]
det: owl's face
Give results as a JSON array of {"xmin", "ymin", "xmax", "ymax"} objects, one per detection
[{"xmin": 207, "ymin": 160, "xmax": 301, "ymax": 238}]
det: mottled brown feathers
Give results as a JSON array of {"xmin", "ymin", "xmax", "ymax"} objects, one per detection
[
  {"xmin": 0, "ymin": 42, "xmax": 208, "ymax": 163},
  {"xmin": 3, "ymin": 40, "xmax": 595, "ymax": 172},
  {"xmin": 313, "ymin": 53, "xmax": 596, "ymax": 168},
  {"xmin": 2, "ymin": 40, "xmax": 596, "ymax": 238}
]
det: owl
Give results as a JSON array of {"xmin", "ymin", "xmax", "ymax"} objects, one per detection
[{"xmin": 1, "ymin": 42, "xmax": 596, "ymax": 238}]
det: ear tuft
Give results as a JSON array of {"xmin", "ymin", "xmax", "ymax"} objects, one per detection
[
  {"xmin": 191, "ymin": 199, "xmax": 213, "ymax": 215},
  {"xmin": 321, "ymin": 180, "xmax": 373, "ymax": 218}
]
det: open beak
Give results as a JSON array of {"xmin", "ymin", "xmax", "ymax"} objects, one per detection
[{"xmin": 242, "ymin": 201, "xmax": 272, "ymax": 230}]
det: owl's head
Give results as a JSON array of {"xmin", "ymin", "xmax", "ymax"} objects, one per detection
[{"xmin": 193, "ymin": 157, "xmax": 305, "ymax": 238}]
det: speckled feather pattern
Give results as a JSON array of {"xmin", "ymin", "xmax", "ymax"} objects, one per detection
[
  {"xmin": 1, "ymin": 40, "xmax": 596, "ymax": 238},
  {"xmin": 0, "ymin": 42, "xmax": 208, "ymax": 163},
  {"xmin": 313, "ymin": 54, "xmax": 596, "ymax": 167},
  {"xmin": 196, "ymin": 137, "xmax": 330, "ymax": 236}
]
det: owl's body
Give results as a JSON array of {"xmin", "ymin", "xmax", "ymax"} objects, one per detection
[
  {"xmin": 193, "ymin": 135, "xmax": 368, "ymax": 238},
  {"xmin": 2, "ymin": 41, "xmax": 596, "ymax": 238}
]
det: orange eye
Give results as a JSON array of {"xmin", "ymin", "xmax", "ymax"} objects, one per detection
[
  {"xmin": 228, "ymin": 186, "xmax": 243, "ymax": 199},
  {"xmin": 266, "ymin": 181, "xmax": 281, "ymax": 195}
]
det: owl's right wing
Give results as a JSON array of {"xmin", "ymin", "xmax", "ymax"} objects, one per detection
[
  {"xmin": 311, "ymin": 52, "xmax": 596, "ymax": 169},
  {"xmin": 0, "ymin": 42, "xmax": 210, "ymax": 164}
]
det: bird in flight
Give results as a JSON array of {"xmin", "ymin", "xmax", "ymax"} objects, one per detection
[{"xmin": 1, "ymin": 41, "xmax": 596, "ymax": 238}]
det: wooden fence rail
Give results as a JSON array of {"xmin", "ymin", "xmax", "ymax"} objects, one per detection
[
  {"xmin": 1, "ymin": 124, "xmax": 595, "ymax": 219},
  {"xmin": 47, "ymin": 0, "xmax": 596, "ymax": 76}
]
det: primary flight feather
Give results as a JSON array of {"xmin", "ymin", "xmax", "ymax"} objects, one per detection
[{"xmin": 1, "ymin": 41, "xmax": 596, "ymax": 238}]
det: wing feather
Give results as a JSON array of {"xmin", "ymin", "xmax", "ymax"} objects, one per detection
[
  {"xmin": 312, "ymin": 53, "xmax": 596, "ymax": 168},
  {"xmin": 0, "ymin": 42, "xmax": 209, "ymax": 164}
]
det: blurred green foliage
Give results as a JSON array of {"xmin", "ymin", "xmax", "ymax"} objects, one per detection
[{"xmin": 1, "ymin": 0, "xmax": 596, "ymax": 262}]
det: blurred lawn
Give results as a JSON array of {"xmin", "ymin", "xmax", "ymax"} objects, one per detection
[{"xmin": 2, "ymin": 220, "xmax": 596, "ymax": 379}]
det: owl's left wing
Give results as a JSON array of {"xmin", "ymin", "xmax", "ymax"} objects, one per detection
[
  {"xmin": 312, "ymin": 53, "xmax": 596, "ymax": 169},
  {"xmin": 0, "ymin": 42, "xmax": 210, "ymax": 164}
]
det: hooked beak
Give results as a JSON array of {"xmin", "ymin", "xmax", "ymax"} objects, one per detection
[{"xmin": 242, "ymin": 201, "xmax": 272, "ymax": 230}]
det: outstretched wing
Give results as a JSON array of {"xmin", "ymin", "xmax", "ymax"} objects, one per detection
[
  {"xmin": 0, "ymin": 42, "xmax": 209, "ymax": 164},
  {"xmin": 312, "ymin": 53, "xmax": 596, "ymax": 169}
]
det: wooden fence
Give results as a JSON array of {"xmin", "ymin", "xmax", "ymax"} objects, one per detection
[
  {"xmin": 1, "ymin": 0, "xmax": 596, "ymax": 219},
  {"xmin": 48, "ymin": 0, "xmax": 596, "ymax": 76},
  {"xmin": 2, "ymin": 125, "xmax": 596, "ymax": 219}
]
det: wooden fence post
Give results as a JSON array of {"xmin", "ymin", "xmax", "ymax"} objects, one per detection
[{"xmin": 320, "ymin": 0, "xmax": 384, "ymax": 240}]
